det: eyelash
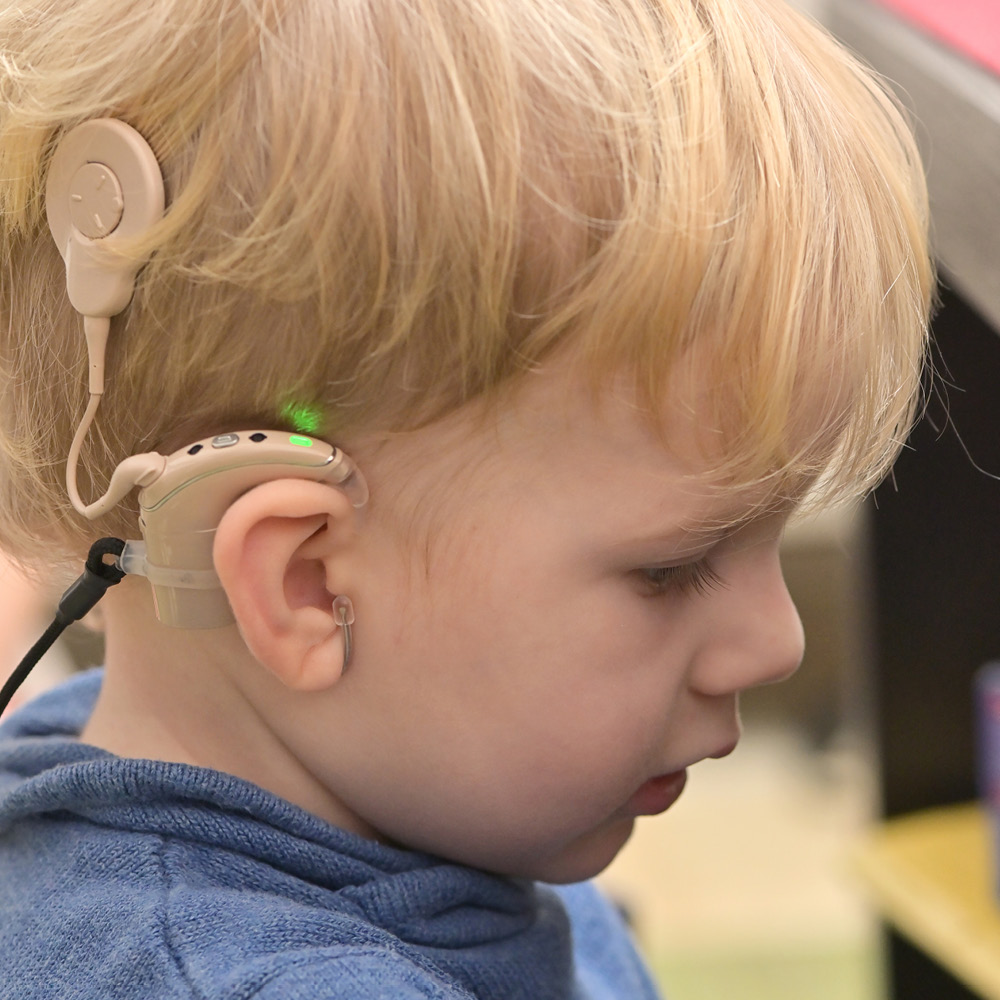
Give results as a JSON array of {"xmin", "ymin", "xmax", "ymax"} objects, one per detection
[{"xmin": 637, "ymin": 560, "xmax": 725, "ymax": 598}]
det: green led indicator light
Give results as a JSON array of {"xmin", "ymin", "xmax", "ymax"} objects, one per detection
[
  {"xmin": 289, "ymin": 435, "xmax": 313, "ymax": 448},
  {"xmin": 279, "ymin": 400, "xmax": 324, "ymax": 434}
]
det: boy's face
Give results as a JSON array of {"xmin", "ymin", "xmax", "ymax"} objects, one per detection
[{"xmin": 311, "ymin": 362, "xmax": 806, "ymax": 883}]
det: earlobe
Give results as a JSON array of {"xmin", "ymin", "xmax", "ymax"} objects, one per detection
[{"xmin": 212, "ymin": 480, "xmax": 358, "ymax": 692}]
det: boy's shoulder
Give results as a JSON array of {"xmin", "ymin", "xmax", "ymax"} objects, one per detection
[{"xmin": 0, "ymin": 674, "xmax": 660, "ymax": 1000}]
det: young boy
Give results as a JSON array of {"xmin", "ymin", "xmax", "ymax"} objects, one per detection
[{"xmin": 0, "ymin": 0, "xmax": 933, "ymax": 996}]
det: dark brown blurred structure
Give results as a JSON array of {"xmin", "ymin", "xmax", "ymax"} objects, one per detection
[{"xmin": 831, "ymin": 2, "xmax": 1000, "ymax": 996}]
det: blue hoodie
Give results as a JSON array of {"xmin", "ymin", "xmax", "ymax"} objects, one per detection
[{"xmin": 0, "ymin": 670, "xmax": 662, "ymax": 1000}]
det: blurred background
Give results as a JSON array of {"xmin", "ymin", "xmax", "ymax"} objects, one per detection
[{"xmin": 4, "ymin": 1, "xmax": 1000, "ymax": 998}]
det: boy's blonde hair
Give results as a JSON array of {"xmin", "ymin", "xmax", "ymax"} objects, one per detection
[{"xmin": 0, "ymin": 0, "xmax": 932, "ymax": 568}]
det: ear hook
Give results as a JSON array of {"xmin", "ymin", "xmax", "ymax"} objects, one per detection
[{"xmin": 45, "ymin": 119, "xmax": 166, "ymax": 517}]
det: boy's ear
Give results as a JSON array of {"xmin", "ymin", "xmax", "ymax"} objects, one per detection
[{"xmin": 212, "ymin": 480, "xmax": 358, "ymax": 692}]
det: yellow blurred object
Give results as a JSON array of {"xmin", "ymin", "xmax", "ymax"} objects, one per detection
[{"xmin": 855, "ymin": 803, "xmax": 1000, "ymax": 999}]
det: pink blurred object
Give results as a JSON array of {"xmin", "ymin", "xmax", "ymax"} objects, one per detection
[{"xmin": 872, "ymin": 0, "xmax": 1000, "ymax": 76}]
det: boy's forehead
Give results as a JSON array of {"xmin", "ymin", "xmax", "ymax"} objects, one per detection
[
  {"xmin": 500, "ymin": 353, "xmax": 756, "ymax": 465},
  {"xmin": 490, "ymin": 353, "xmax": 833, "ymax": 518}
]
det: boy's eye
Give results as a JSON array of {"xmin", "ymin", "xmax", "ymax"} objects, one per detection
[{"xmin": 637, "ymin": 560, "xmax": 724, "ymax": 598}]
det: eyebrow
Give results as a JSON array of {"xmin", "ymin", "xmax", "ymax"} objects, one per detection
[
  {"xmin": 687, "ymin": 495, "xmax": 801, "ymax": 532},
  {"xmin": 628, "ymin": 495, "xmax": 801, "ymax": 553}
]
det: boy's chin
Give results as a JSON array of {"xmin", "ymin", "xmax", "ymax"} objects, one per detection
[{"xmin": 483, "ymin": 817, "xmax": 636, "ymax": 885}]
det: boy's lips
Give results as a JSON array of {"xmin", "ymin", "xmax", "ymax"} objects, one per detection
[
  {"xmin": 625, "ymin": 770, "xmax": 688, "ymax": 816},
  {"xmin": 625, "ymin": 740, "xmax": 739, "ymax": 817}
]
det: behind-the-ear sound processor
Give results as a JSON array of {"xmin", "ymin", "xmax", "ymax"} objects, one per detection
[{"xmin": 0, "ymin": 118, "xmax": 368, "ymax": 715}]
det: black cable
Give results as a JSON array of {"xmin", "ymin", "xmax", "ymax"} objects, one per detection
[{"xmin": 0, "ymin": 537, "xmax": 126, "ymax": 718}]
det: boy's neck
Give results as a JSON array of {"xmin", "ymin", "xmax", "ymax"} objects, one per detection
[{"xmin": 80, "ymin": 578, "xmax": 379, "ymax": 840}]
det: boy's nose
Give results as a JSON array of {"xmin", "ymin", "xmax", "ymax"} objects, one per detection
[{"xmin": 689, "ymin": 557, "xmax": 804, "ymax": 698}]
